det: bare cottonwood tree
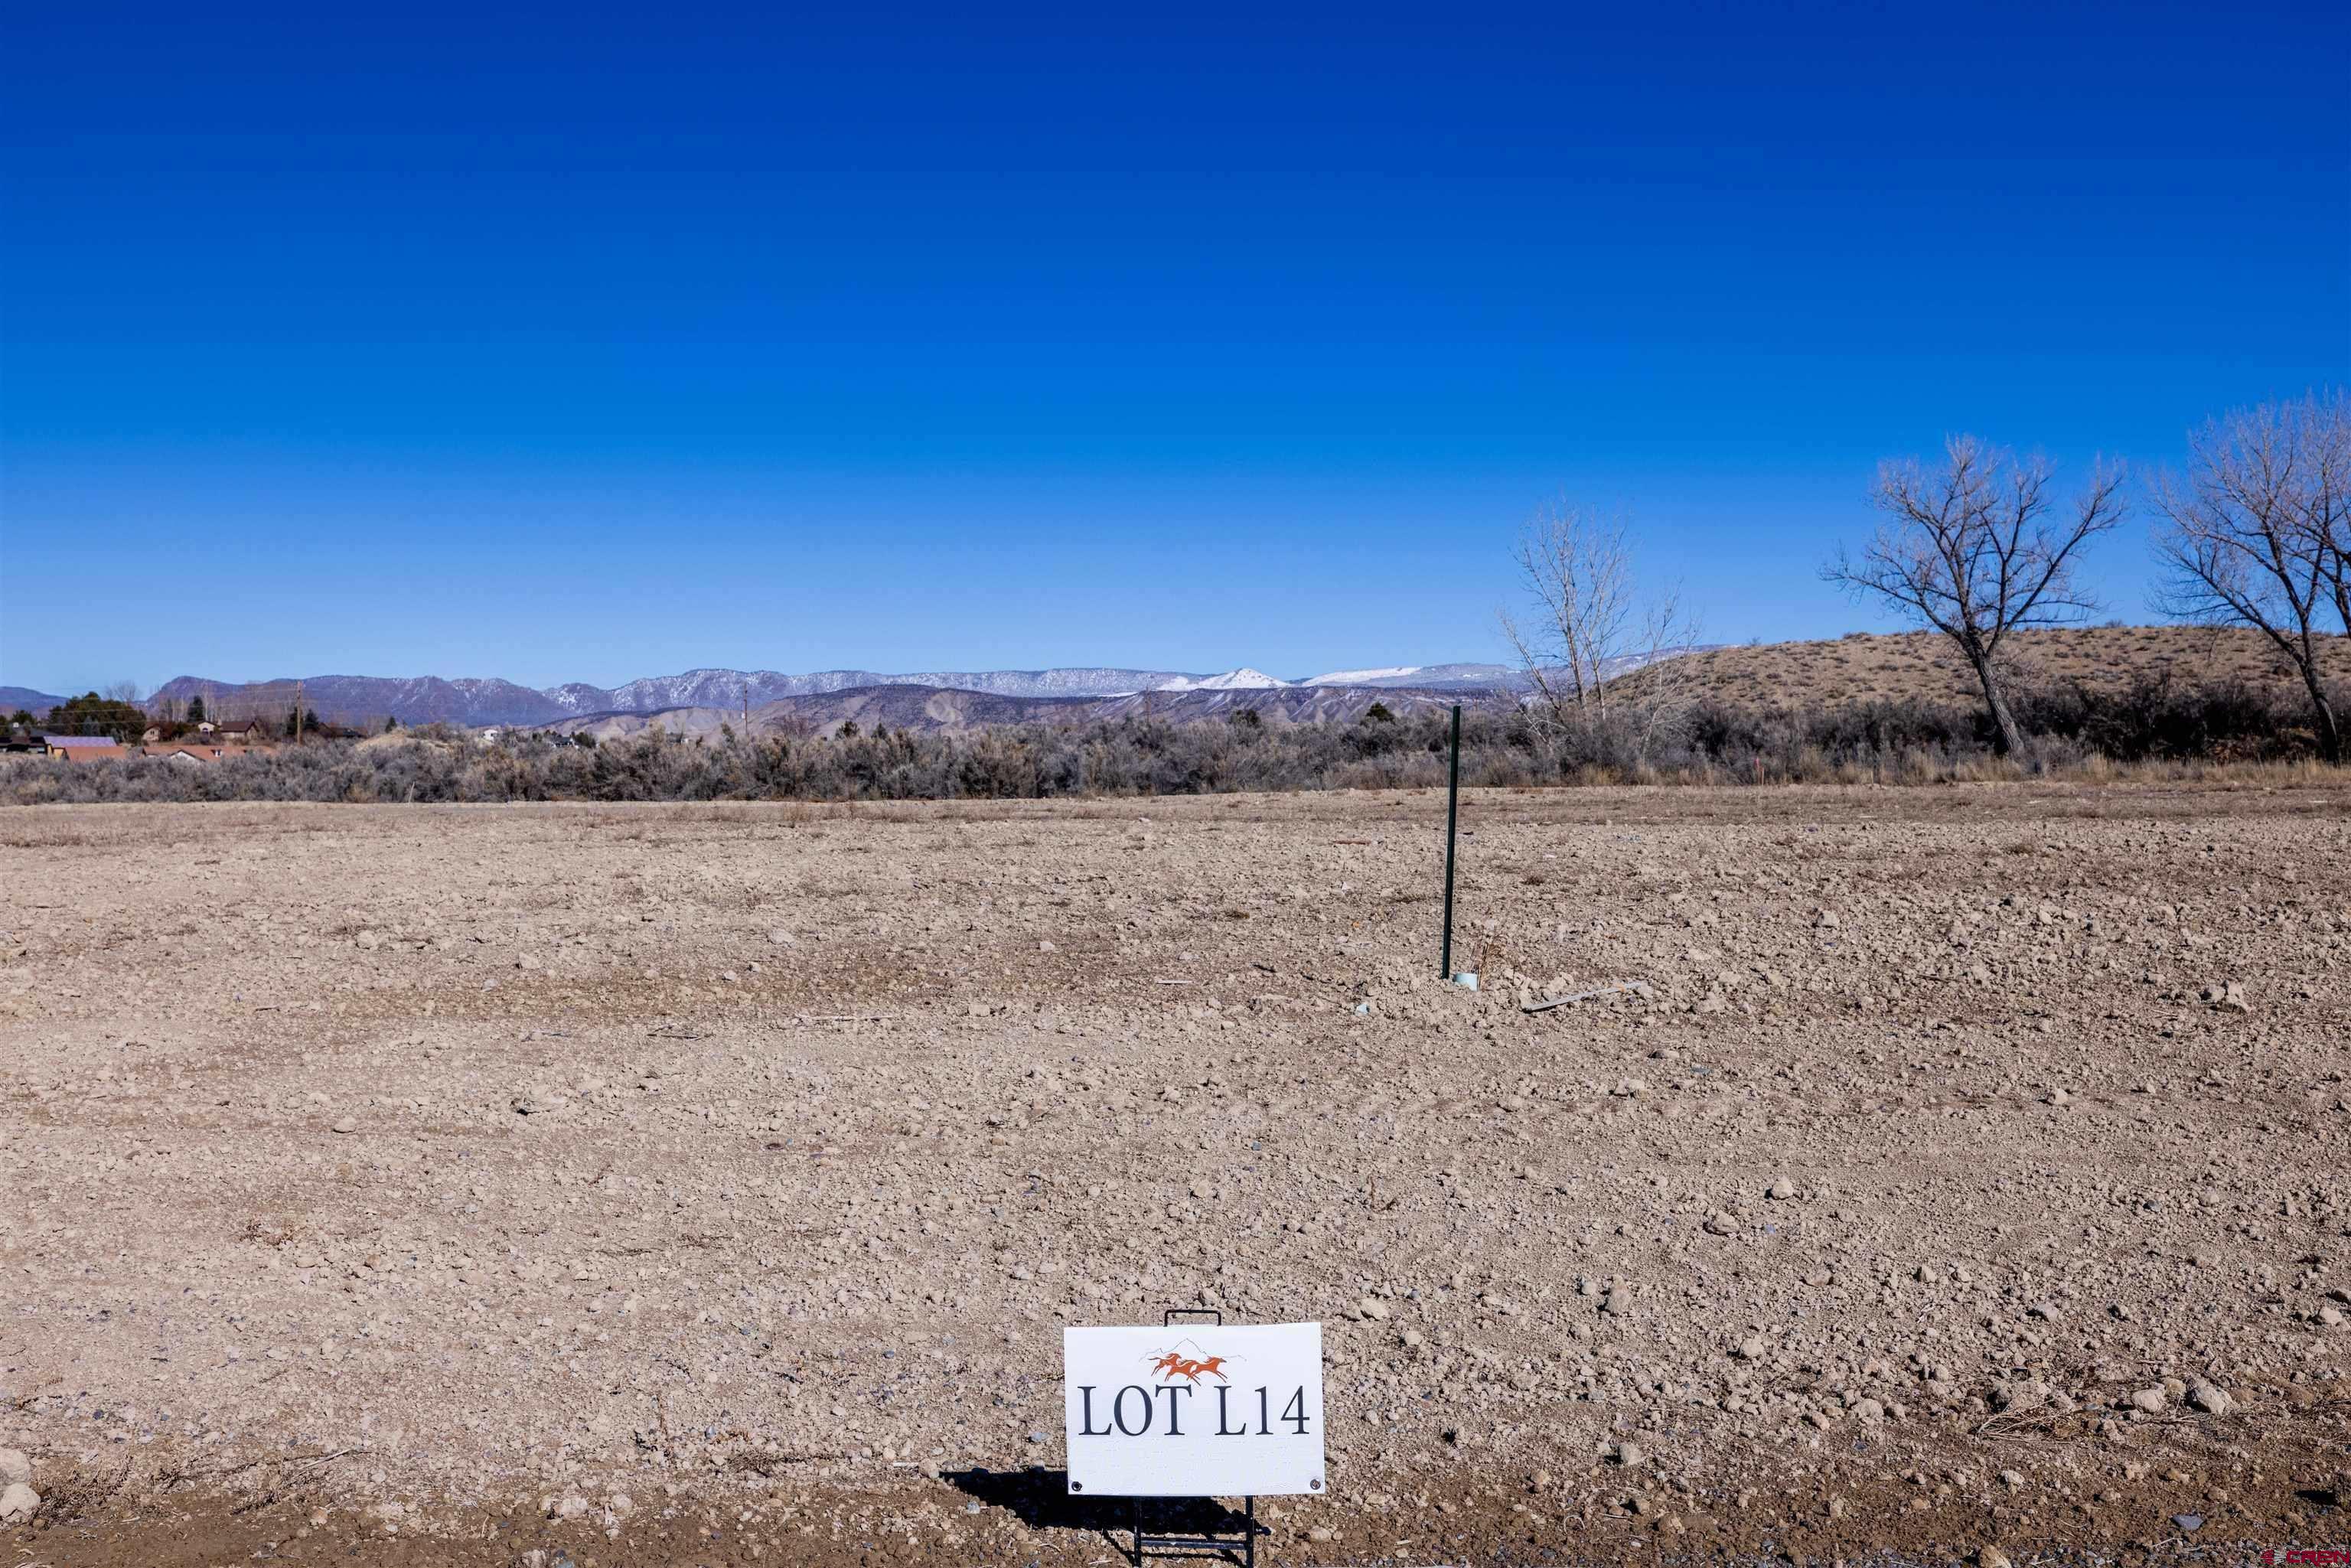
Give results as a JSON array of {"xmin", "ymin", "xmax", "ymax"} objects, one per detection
[
  {"xmin": 1824, "ymin": 437, "xmax": 2124, "ymax": 758},
  {"xmin": 1500, "ymin": 502, "xmax": 1697, "ymax": 738},
  {"xmin": 1502, "ymin": 504, "xmax": 1632, "ymax": 719},
  {"xmin": 2151, "ymin": 392, "xmax": 2351, "ymax": 761}
]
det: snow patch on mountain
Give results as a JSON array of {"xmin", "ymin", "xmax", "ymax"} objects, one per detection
[
  {"xmin": 1303, "ymin": 666, "xmax": 1422, "ymax": 686},
  {"xmin": 1153, "ymin": 668, "xmax": 1293, "ymax": 692}
]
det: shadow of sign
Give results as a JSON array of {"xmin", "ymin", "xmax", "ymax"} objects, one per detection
[{"xmin": 945, "ymin": 1465, "xmax": 1261, "ymax": 1561}]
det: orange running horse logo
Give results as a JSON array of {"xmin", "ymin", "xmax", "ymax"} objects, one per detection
[{"xmin": 1147, "ymin": 1348, "xmax": 1231, "ymax": 1385}]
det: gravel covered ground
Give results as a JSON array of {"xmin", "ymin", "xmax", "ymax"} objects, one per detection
[{"xmin": 4, "ymin": 784, "xmax": 2349, "ymax": 1566}]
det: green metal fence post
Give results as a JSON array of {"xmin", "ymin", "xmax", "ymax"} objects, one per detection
[{"xmin": 1440, "ymin": 703, "xmax": 1461, "ymax": 979}]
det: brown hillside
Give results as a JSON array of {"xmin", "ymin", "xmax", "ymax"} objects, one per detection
[{"xmin": 1622, "ymin": 624, "xmax": 2349, "ymax": 709}]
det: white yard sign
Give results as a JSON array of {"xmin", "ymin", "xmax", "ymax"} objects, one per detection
[{"xmin": 1062, "ymin": 1322, "xmax": 1324, "ymax": 1497}]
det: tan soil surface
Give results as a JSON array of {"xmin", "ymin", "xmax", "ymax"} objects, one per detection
[{"xmin": 4, "ymin": 785, "xmax": 2349, "ymax": 1566}]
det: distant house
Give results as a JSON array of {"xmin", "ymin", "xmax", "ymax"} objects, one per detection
[
  {"xmin": 141, "ymin": 743, "xmax": 229, "ymax": 764},
  {"xmin": 217, "ymin": 719, "xmax": 260, "ymax": 742},
  {"xmin": 196, "ymin": 720, "xmax": 217, "ymax": 735},
  {"xmin": 142, "ymin": 726, "xmax": 163, "ymax": 743},
  {"xmin": 42, "ymin": 735, "xmax": 126, "ymax": 762}
]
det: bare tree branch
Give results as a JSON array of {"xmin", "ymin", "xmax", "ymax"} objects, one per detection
[
  {"xmin": 2150, "ymin": 391, "xmax": 2349, "ymax": 761},
  {"xmin": 1502, "ymin": 504, "xmax": 1636, "ymax": 721},
  {"xmin": 1824, "ymin": 435, "xmax": 2125, "ymax": 758},
  {"xmin": 1500, "ymin": 500, "xmax": 1700, "ymax": 756}
]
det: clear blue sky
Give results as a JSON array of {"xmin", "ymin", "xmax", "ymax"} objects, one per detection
[{"xmin": 3, "ymin": 1, "xmax": 2346, "ymax": 694}]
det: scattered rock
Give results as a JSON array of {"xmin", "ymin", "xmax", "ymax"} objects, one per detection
[
  {"xmin": 0, "ymin": 1450, "xmax": 28, "ymax": 1487},
  {"xmin": 2203, "ymin": 980, "xmax": 2249, "ymax": 1012},
  {"xmin": 2187, "ymin": 1383, "xmax": 2234, "ymax": 1416},
  {"xmin": 0, "ymin": 1483, "xmax": 40, "ymax": 1525}
]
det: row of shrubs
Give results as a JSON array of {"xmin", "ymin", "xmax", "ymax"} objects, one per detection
[{"xmin": 4, "ymin": 673, "xmax": 2337, "ymax": 805}]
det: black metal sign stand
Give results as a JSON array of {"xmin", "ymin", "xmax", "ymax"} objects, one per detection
[
  {"xmin": 1125, "ymin": 1308, "xmax": 1262, "ymax": 1568},
  {"xmin": 1130, "ymin": 1494, "xmax": 1257, "ymax": 1568}
]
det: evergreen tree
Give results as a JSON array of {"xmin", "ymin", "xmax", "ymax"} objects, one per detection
[{"xmin": 45, "ymin": 692, "xmax": 147, "ymax": 740}]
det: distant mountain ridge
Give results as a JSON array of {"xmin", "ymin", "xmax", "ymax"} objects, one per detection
[
  {"xmin": 0, "ymin": 686, "xmax": 67, "ymax": 716},
  {"xmin": 537, "ymin": 680, "xmax": 1482, "ymax": 740},
  {"xmin": 136, "ymin": 662, "xmax": 1539, "ymax": 726}
]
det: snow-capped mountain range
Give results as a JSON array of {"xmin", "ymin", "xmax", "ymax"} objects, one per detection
[
  {"xmin": 136, "ymin": 662, "xmax": 1544, "ymax": 726},
  {"xmin": 53, "ymin": 651, "xmax": 1710, "ymax": 732}
]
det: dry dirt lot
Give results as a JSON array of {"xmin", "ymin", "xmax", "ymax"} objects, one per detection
[{"xmin": 3, "ymin": 784, "xmax": 2349, "ymax": 1567}]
